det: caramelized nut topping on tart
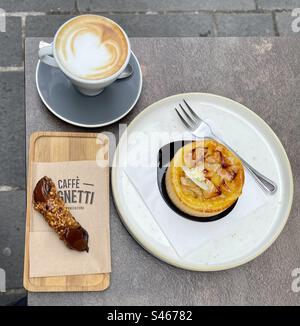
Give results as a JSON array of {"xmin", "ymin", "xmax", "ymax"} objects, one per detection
[{"xmin": 165, "ymin": 139, "xmax": 245, "ymax": 217}]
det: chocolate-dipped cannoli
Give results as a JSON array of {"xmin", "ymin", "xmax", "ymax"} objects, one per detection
[{"xmin": 33, "ymin": 176, "xmax": 89, "ymax": 252}]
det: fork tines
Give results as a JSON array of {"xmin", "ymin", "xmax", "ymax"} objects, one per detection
[{"xmin": 175, "ymin": 99, "xmax": 201, "ymax": 130}]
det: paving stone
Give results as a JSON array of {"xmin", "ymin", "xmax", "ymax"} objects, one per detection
[
  {"xmin": 0, "ymin": 0, "xmax": 75, "ymax": 12},
  {"xmin": 0, "ymin": 290, "xmax": 27, "ymax": 306},
  {"xmin": 0, "ymin": 191, "xmax": 26, "ymax": 290},
  {"xmin": 0, "ymin": 72, "xmax": 25, "ymax": 189},
  {"xmin": 77, "ymin": 0, "xmax": 256, "ymax": 12},
  {"xmin": 0, "ymin": 17, "xmax": 22, "ymax": 66},
  {"xmin": 258, "ymin": 0, "xmax": 300, "ymax": 10},
  {"xmin": 25, "ymin": 14, "xmax": 75, "ymax": 37},
  {"xmin": 216, "ymin": 13, "xmax": 275, "ymax": 36},
  {"xmin": 26, "ymin": 13, "xmax": 214, "ymax": 37},
  {"xmin": 276, "ymin": 12, "xmax": 300, "ymax": 36},
  {"xmin": 111, "ymin": 13, "xmax": 214, "ymax": 37}
]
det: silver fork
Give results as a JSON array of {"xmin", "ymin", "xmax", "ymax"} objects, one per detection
[{"xmin": 175, "ymin": 99, "xmax": 277, "ymax": 195}]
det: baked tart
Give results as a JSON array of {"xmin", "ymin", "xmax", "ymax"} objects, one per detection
[{"xmin": 165, "ymin": 139, "xmax": 245, "ymax": 217}]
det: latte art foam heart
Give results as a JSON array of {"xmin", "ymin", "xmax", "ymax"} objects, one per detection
[{"xmin": 55, "ymin": 16, "xmax": 129, "ymax": 80}]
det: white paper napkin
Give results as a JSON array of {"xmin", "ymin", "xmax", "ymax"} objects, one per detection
[{"xmin": 124, "ymin": 125, "xmax": 268, "ymax": 258}]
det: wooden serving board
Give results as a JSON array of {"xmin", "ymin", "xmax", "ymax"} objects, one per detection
[{"xmin": 23, "ymin": 131, "xmax": 110, "ymax": 292}]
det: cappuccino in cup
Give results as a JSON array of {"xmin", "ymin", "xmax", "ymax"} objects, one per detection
[
  {"xmin": 56, "ymin": 15, "xmax": 129, "ymax": 80},
  {"xmin": 39, "ymin": 15, "xmax": 131, "ymax": 96}
]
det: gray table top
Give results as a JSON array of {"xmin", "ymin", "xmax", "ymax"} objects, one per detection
[{"xmin": 26, "ymin": 37, "xmax": 299, "ymax": 306}]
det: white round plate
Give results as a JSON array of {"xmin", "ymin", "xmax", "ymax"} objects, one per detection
[{"xmin": 112, "ymin": 93, "xmax": 293, "ymax": 271}]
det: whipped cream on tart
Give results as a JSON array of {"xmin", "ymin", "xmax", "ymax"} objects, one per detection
[{"xmin": 165, "ymin": 139, "xmax": 245, "ymax": 217}]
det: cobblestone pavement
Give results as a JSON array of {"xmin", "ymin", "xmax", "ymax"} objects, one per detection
[{"xmin": 0, "ymin": 0, "xmax": 299, "ymax": 305}]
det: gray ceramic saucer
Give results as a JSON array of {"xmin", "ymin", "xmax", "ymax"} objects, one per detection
[{"xmin": 36, "ymin": 51, "xmax": 142, "ymax": 128}]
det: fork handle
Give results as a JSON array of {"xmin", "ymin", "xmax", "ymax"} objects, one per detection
[{"xmin": 214, "ymin": 138, "xmax": 277, "ymax": 195}]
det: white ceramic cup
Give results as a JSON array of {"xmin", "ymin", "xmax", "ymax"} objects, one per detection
[{"xmin": 38, "ymin": 15, "xmax": 131, "ymax": 96}]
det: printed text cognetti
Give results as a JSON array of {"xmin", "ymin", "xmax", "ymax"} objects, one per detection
[{"xmin": 57, "ymin": 177, "xmax": 95, "ymax": 205}]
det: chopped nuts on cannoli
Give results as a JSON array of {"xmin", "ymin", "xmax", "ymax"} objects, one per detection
[{"xmin": 33, "ymin": 176, "xmax": 89, "ymax": 252}]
